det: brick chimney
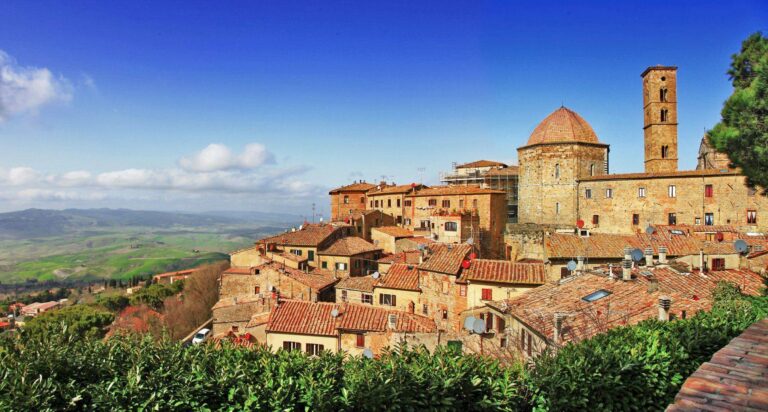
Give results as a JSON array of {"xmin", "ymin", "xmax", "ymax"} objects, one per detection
[
  {"xmin": 658, "ymin": 246, "xmax": 668, "ymax": 264},
  {"xmin": 553, "ymin": 312, "xmax": 566, "ymax": 344},
  {"xmin": 644, "ymin": 247, "xmax": 654, "ymax": 267},
  {"xmin": 622, "ymin": 259, "xmax": 632, "ymax": 281},
  {"xmin": 658, "ymin": 296, "xmax": 671, "ymax": 321}
]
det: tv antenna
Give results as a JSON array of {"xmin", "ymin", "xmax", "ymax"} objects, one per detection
[{"xmin": 417, "ymin": 167, "xmax": 426, "ymax": 183}]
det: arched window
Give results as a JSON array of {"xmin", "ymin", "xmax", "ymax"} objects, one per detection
[
  {"xmin": 660, "ymin": 88, "xmax": 668, "ymax": 102},
  {"xmin": 554, "ymin": 164, "xmax": 560, "ymax": 179},
  {"xmin": 661, "ymin": 145, "xmax": 669, "ymax": 159},
  {"xmin": 660, "ymin": 109, "xmax": 668, "ymax": 122},
  {"xmin": 589, "ymin": 164, "xmax": 595, "ymax": 176}
]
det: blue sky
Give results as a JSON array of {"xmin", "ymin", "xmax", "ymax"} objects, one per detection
[{"xmin": 0, "ymin": 1, "xmax": 765, "ymax": 218}]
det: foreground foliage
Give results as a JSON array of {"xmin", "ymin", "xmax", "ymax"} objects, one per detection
[{"xmin": 1, "ymin": 284, "xmax": 766, "ymax": 411}]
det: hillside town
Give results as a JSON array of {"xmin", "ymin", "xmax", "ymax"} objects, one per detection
[{"xmin": 207, "ymin": 65, "xmax": 768, "ymax": 359}]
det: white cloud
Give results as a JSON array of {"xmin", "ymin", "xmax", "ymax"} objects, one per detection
[
  {"xmin": 15, "ymin": 188, "xmax": 106, "ymax": 202},
  {"xmin": 0, "ymin": 167, "xmax": 43, "ymax": 185},
  {"xmin": 178, "ymin": 143, "xmax": 274, "ymax": 172},
  {"xmin": 51, "ymin": 170, "xmax": 92, "ymax": 187},
  {"xmin": 0, "ymin": 50, "xmax": 72, "ymax": 121}
]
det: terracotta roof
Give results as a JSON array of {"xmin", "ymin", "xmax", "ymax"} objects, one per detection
[
  {"xmin": 463, "ymin": 260, "xmax": 548, "ymax": 285},
  {"xmin": 246, "ymin": 312, "xmax": 270, "ymax": 328},
  {"xmin": 372, "ymin": 226, "xmax": 414, "ymax": 238},
  {"xmin": 337, "ymin": 303, "xmax": 436, "ymax": 333},
  {"xmin": 456, "ymin": 160, "xmax": 507, "ymax": 169},
  {"xmin": 667, "ymin": 319, "xmax": 768, "ymax": 411},
  {"xmin": 257, "ymin": 224, "xmax": 341, "ymax": 247},
  {"xmin": 367, "ymin": 184, "xmax": 426, "ymax": 196},
  {"xmin": 484, "ymin": 166, "xmax": 519, "ymax": 177},
  {"xmin": 329, "ymin": 182, "xmax": 377, "ymax": 194},
  {"xmin": 319, "ymin": 236, "xmax": 381, "ymax": 256},
  {"xmin": 223, "ymin": 267, "xmax": 252, "ymax": 275},
  {"xmin": 279, "ymin": 265, "xmax": 338, "ymax": 290},
  {"xmin": 375, "ymin": 263, "xmax": 420, "ymax": 291},
  {"xmin": 153, "ymin": 269, "xmax": 197, "ymax": 279},
  {"xmin": 418, "ymin": 244, "xmax": 472, "ymax": 275},
  {"xmin": 336, "ymin": 276, "xmax": 376, "ymax": 293},
  {"xmin": 408, "ymin": 185, "xmax": 505, "ymax": 197},
  {"xmin": 545, "ymin": 232, "xmax": 738, "ymax": 259},
  {"xmin": 266, "ymin": 300, "xmax": 338, "ymax": 336},
  {"xmin": 525, "ymin": 107, "xmax": 602, "ymax": 146},
  {"xmin": 377, "ymin": 251, "xmax": 421, "ymax": 265},
  {"xmin": 578, "ymin": 168, "xmax": 740, "ymax": 182}
]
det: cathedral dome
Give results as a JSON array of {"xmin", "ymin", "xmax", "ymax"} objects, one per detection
[{"xmin": 526, "ymin": 107, "xmax": 601, "ymax": 146}]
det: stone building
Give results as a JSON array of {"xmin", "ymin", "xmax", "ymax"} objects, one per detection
[
  {"xmin": 696, "ymin": 134, "xmax": 732, "ymax": 171},
  {"xmin": 440, "ymin": 160, "xmax": 520, "ymax": 223},
  {"xmin": 370, "ymin": 226, "xmax": 414, "ymax": 254},
  {"xmin": 366, "ymin": 184, "xmax": 426, "ymax": 225},
  {"xmin": 346, "ymin": 210, "xmax": 395, "ymax": 241},
  {"xmin": 317, "ymin": 236, "xmax": 382, "ymax": 276},
  {"xmin": 460, "ymin": 259, "xmax": 547, "ymax": 309},
  {"xmin": 329, "ymin": 181, "xmax": 376, "ymax": 222}
]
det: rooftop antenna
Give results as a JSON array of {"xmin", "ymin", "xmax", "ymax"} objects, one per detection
[
  {"xmin": 417, "ymin": 167, "xmax": 426, "ymax": 184},
  {"xmin": 311, "ymin": 203, "xmax": 316, "ymax": 224}
]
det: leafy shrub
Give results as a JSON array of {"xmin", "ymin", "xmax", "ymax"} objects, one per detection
[
  {"xmin": 96, "ymin": 294, "xmax": 130, "ymax": 313},
  {"xmin": 21, "ymin": 305, "xmax": 114, "ymax": 340},
  {"xmin": 128, "ymin": 282, "xmax": 183, "ymax": 310}
]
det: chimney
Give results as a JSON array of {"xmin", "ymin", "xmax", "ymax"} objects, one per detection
[
  {"xmin": 658, "ymin": 246, "xmax": 668, "ymax": 264},
  {"xmin": 576, "ymin": 256, "xmax": 585, "ymax": 271},
  {"xmin": 658, "ymin": 296, "xmax": 671, "ymax": 321},
  {"xmin": 622, "ymin": 259, "xmax": 632, "ymax": 281},
  {"xmin": 387, "ymin": 314, "xmax": 397, "ymax": 330},
  {"xmin": 623, "ymin": 247, "xmax": 632, "ymax": 261},
  {"xmin": 644, "ymin": 247, "xmax": 654, "ymax": 267},
  {"xmin": 553, "ymin": 312, "xmax": 566, "ymax": 344},
  {"xmin": 700, "ymin": 249, "xmax": 705, "ymax": 272}
]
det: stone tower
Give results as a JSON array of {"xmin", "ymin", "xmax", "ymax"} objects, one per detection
[
  {"xmin": 517, "ymin": 107, "xmax": 609, "ymax": 225},
  {"xmin": 642, "ymin": 66, "xmax": 678, "ymax": 173}
]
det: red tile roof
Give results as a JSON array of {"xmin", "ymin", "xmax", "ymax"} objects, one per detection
[
  {"xmin": 336, "ymin": 276, "xmax": 376, "ymax": 293},
  {"xmin": 266, "ymin": 300, "xmax": 338, "ymax": 336},
  {"xmin": 667, "ymin": 319, "xmax": 768, "ymax": 411},
  {"xmin": 367, "ymin": 184, "xmax": 426, "ymax": 195},
  {"xmin": 375, "ymin": 263, "xmax": 420, "ymax": 291},
  {"xmin": 329, "ymin": 182, "xmax": 377, "ymax": 194},
  {"xmin": 545, "ymin": 232, "xmax": 737, "ymax": 259},
  {"xmin": 257, "ymin": 224, "xmax": 342, "ymax": 247},
  {"xmin": 578, "ymin": 168, "xmax": 739, "ymax": 182},
  {"xmin": 281, "ymin": 267, "xmax": 338, "ymax": 291},
  {"xmin": 153, "ymin": 269, "xmax": 197, "ymax": 279},
  {"xmin": 372, "ymin": 226, "xmax": 414, "ymax": 238},
  {"xmin": 525, "ymin": 107, "xmax": 602, "ymax": 146},
  {"xmin": 377, "ymin": 251, "xmax": 421, "ymax": 265},
  {"xmin": 456, "ymin": 160, "xmax": 507, "ymax": 168},
  {"xmin": 408, "ymin": 185, "xmax": 506, "ymax": 197},
  {"xmin": 463, "ymin": 260, "xmax": 548, "ymax": 285},
  {"xmin": 337, "ymin": 303, "xmax": 436, "ymax": 333},
  {"xmin": 319, "ymin": 236, "xmax": 381, "ymax": 256},
  {"xmin": 418, "ymin": 244, "xmax": 472, "ymax": 275}
]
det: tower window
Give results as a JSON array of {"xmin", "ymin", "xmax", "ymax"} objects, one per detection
[
  {"xmin": 660, "ymin": 88, "xmax": 668, "ymax": 102},
  {"xmin": 668, "ymin": 185, "xmax": 676, "ymax": 198},
  {"xmin": 661, "ymin": 145, "xmax": 669, "ymax": 159},
  {"xmin": 555, "ymin": 202, "xmax": 560, "ymax": 215},
  {"xmin": 554, "ymin": 164, "xmax": 560, "ymax": 179},
  {"xmin": 747, "ymin": 210, "xmax": 757, "ymax": 224},
  {"xmin": 638, "ymin": 187, "xmax": 646, "ymax": 198},
  {"xmin": 661, "ymin": 76, "xmax": 666, "ymax": 81},
  {"xmin": 660, "ymin": 109, "xmax": 668, "ymax": 122},
  {"xmin": 585, "ymin": 188, "xmax": 592, "ymax": 199},
  {"xmin": 589, "ymin": 164, "xmax": 595, "ymax": 176}
]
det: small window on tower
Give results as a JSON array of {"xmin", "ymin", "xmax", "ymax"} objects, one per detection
[
  {"xmin": 661, "ymin": 145, "xmax": 669, "ymax": 159},
  {"xmin": 660, "ymin": 109, "xmax": 668, "ymax": 122},
  {"xmin": 660, "ymin": 88, "xmax": 668, "ymax": 102},
  {"xmin": 590, "ymin": 164, "xmax": 595, "ymax": 176},
  {"xmin": 554, "ymin": 164, "xmax": 560, "ymax": 179}
]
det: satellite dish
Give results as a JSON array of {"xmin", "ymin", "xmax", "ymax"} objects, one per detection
[
  {"xmin": 734, "ymin": 239, "xmax": 749, "ymax": 254},
  {"xmin": 371, "ymin": 272, "xmax": 380, "ymax": 279},
  {"xmin": 330, "ymin": 308, "xmax": 339, "ymax": 318},
  {"xmin": 417, "ymin": 244, "xmax": 426, "ymax": 251},
  {"xmin": 466, "ymin": 237, "xmax": 474, "ymax": 245},
  {"xmin": 646, "ymin": 225, "xmax": 656, "ymax": 235},
  {"xmin": 463, "ymin": 316, "xmax": 476, "ymax": 331},
  {"xmin": 630, "ymin": 248, "xmax": 644, "ymax": 262},
  {"xmin": 566, "ymin": 260, "xmax": 577, "ymax": 271},
  {"xmin": 472, "ymin": 319, "xmax": 486, "ymax": 335},
  {"xmin": 362, "ymin": 348, "xmax": 374, "ymax": 359}
]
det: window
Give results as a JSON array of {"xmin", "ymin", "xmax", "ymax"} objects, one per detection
[
  {"xmin": 360, "ymin": 196, "xmax": 365, "ymax": 204},
  {"xmin": 500, "ymin": 337, "xmax": 508, "ymax": 348},
  {"xmin": 422, "ymin": 304, "xmax": 428, "ymax": 315},
  {"xmin": 555, "ymin": 202, "xmax": 560, "ymax": 215},
  {"xmin": 481, "ymin": 288, "xmax": 493, "ymax": 300},
  {"xmin": 560, "ymin": 267, "xmax": 570, "ymax": 279},
  {"xmin": 695, "ymin": 217, "xmax": 702, "ymax": 225},
  {"xmin": 459, "ymin": 285, "xmax": 467, "ymax": 297},
  {"xmin": 660, "ymin": 109, "xmax": 668, "ymax": 122},
  {"xmin": 441, "ymin": 281, "xmax": 449, "ymax": 294},
  {"xmin": 459, "ymin": 199, "xmax": 464, "ymax": 208},
  {"xmin": 661, "ymin": 145, "xmax": 669, "ymax": 158},
  {"xmin": 361, "ymin": 293, "xmax": 373, "ymax": 304},
  {"xmin": 370, "ymin": 200, "xmax": 373, "ymax": 208},
  {"xmin": 254, "ymin": 286, "xmax": 260, "ymax": 294},
  {"xmin": 472, "ymin": 199, "xmax": 478, "ymax": 209},
  {"xmin": 283, "ymin": 341, "xmax": 301, "ymax": 351},
  {"xmin": 605, "ymin": 188, "xmax": 613, "ymax": 198},
  {"xmin": 343, "ymin": 195, "xmax": 349, "ymax": 204},
  {"xmin": 704, "ymin": 184, "xmax": 714, "ymax": 198},
  {"xmin": 420, "ymin": 220, "xmax": 430, "ymax": 229},
  {"xmin": 341, "ymin": 290, "xmax": 348, "ymax": 302},
  {"xmin": 747, "ymin": 210, "xmax": 757, "ymax": 224},
  {"xmin": 308, "ymin": 251, "xmax": 314, "ymax": 261},
  {"xmin": 379, "ymin": 294, "xmax": 397, "ymax": 306},
  {"xmin": 712, "ymin": 258, "xmax": 725, "ymax": 271},
  {"xmin": 404, "ymin": 218, "xmax": 411, "ymax": 226},
  {"xmin": 705, "ymin": 213, "xmax": 714, "ymax": 226},
  {"xmin": 404, "ymin": 199, "xmax": 412, "ymax": 207},
  {"xmin": 396, "ymin": 199, "xmax": 401, "ymax": 207},
  {"xmin": 585, "ymin": 188, "xmax": 592, "ymax": 199},
  {"xmin": 554, "ymin": 164, "xmax": 560, "ymax": 179},
  {"xmin": 321, "ymin": 261, "xmax": 327, "ymax": 269},
  {"xmin": 668, "ymin": 213, "xmax": 677, "ymax": 225},
  {"xmin": 355, "ymin": 334, "xmax": 365, "ymax": 348},
  {"xmin": 582, "ymin": 289, "xmax": 612, "ymax": 302},
  {"xmin": 440, "ymin": 200, "xmax": 449, "ymax": 208},
  {"xmin": 335, "ymin": 262, "xmax": 347, "ymax": 271},
  {"xmin": 306, "ymin": 343, "xmax": 324, "ymax": 356},
  {"xmin": 428, "ymin": 199, "xmax": 437, "ymax": 206},
  {"xmin": 590, "ymin": 164, "xmax": 595, "ymax": 176},
  {"xmin": 521, "ymin": 329, "xmax": 532, "ymax": 357},
  {"xmin": 632, "ymin": 214, "xmax": 640, "ymax": 225},
  {"xmin": 486, "ymin": 313, "xmax": 494, "ymax": 332},
  {"xmin": 290, "ymin": 249, "xmax": 303, "ymax": 256},
  {"xmin": 592, "ymin": 215, "xmax": 599, "ymax": 225},
  {"xmin": 387, "ymin": 199, "xmax": 392, "ymax": 208},
  {"xmin": 668, "ymin": 185, "xmax": 676, "ymax": 198},
  {"xmin": 445, "ymin": 222, "xmax": 457, "ymax": 232},
  {"xmin": 638, "ymin": 187, "xmax": 646, "ymax": 198},
  {"xmin": 374, "ymin": 200, "xmax": 379, "ymax": 208},
  {"xmin": 660, "ymin": 88, "xmax": 668, "ymax": 102},
  {"xmin": 497, "ymin": 317, "xmax": 506, "ymax": 332},
  {"xmin": 442, "ymin": 310, "xmax": 448, "ymax": 320}
]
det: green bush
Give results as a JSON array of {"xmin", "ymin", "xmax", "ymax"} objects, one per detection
[
  {"xmin": 128, "ymin": 282, "xmax": 183, "ymax": 310},
  {"xmin": 21, "ymin": 305, "xmax": 114, "ymax": 341},
  {"xmin": 96, "ymin": 294, "xmax": 130, "ymax": 313}
]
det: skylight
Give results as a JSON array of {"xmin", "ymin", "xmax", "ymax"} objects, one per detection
[
  {"xmin": 670, "ymin": 229, "xmax": 685, "ymax": 235},
  {"xmin": 582, "ymin": 289, "xmax": 612, "ymax": 302}
]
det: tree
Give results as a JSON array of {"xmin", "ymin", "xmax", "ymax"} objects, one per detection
[
  {"xmin": 708, "ymin": 32, "xmax": 768, "ymax": 189},
  {"xmin": 162, "ymin": 263, "xmax": 224, "ymax": 339},
  {"xmin": 22, "ymin": 305, "xmax": 114, "ymax": 340}
]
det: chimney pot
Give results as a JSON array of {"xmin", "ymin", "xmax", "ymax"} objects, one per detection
[
  {"xmin": 576, "ymin": 256, "xmax": 585, "ymax": 271},
  {"xmin": 622, "ymin": 259, "xmax": 632, "ymax": 281},
  {"xmin": 553, "ymin": 312, "xmax": 566, "ymax": 344},
  {"xmin": 644, "ymin": 247, "xmax": 654, "ymax": 266},
  {"xmin": 658, "ymin": 246, "xmax": 668, "ymax": 264},
  {"xmin": 658, "ymin": 296, "xmax": 672, "ymax": 321},
  {"xmin": 623, "ymin": 246, "xmax": 632, "ymax": 261}
]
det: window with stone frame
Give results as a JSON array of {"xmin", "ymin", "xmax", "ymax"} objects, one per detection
[
  {"xmin": 632, "ymin": 214, "xmax": 640, "ymax": 226},
  {"xmin": 704, "ymin": 184, "xmax": 714, "ymax": 198},
  {"xmin": 668, "ymin": 213, "xmax": 677, "ymax": 225},
  {"xmin": 747, "ymin": 210, "xmax": 757, "ymax": 224},
  {"xmin": 428, "ymin": 199, "xmax": 437, "ymax": 206},
  {"xmin": 306, "ymin": 343, "xmax": 324, "ymax": 356},
  {"xmin": 705, "ymin": 213, "xmax": 714, "ymax": 226},
  {"xmin": 638, "ymin": 187, "xmax": 646, "ymax": 198},
  {"xmin": 361, "ymin": 293, "xmax": 373, "ymax": 304},
  {"xmin": 668, "ymin": 185, "xmax": 676, "ymax": 198},
  {"xmin": 404, "ymin": 199, "xmax": 412, "ymax": 206},
  {"xmin": 442, "ymin": 200, "xmax": 450, "ymax": 208}
]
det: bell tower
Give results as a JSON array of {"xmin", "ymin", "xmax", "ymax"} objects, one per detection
[{"xmin": 642, "ymin": 66, "xmax": 678, "ymax": 173}]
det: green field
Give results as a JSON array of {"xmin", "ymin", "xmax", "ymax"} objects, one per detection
[{"xmin": 0, "ymin": 226, "xmax": 276, "ymax": 284}]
